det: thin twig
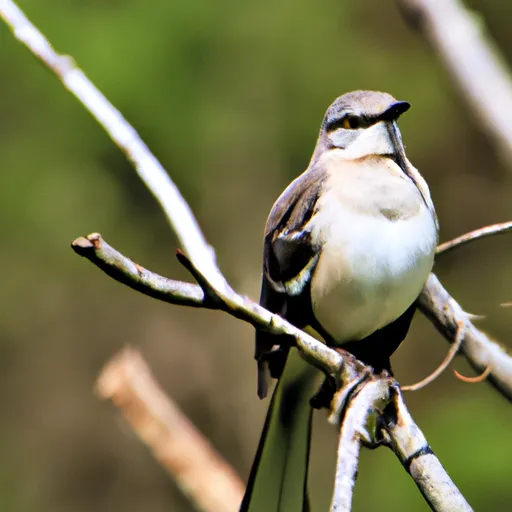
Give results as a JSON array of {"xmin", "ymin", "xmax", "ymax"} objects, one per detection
[
  {"xmin": 402, "ymin": 321, "xmax": 464, "ymax": 391},
  {"xmin": 454, "ymin": 365, "xmax": 492, "ymax": 384},
  {"xmin": 436, "ymin": 221, "xmax": 512, "ymax": 255},
  {"xmin": 384, "ymin": 385, "xmax": 473, "ymax": 511},
  {"xmin": 96, "ymin": 347, "xmax": 245, "ymax": 512},
  {"xmin": 398, "ymin": 0, "xmax": 512, "ymax": 166},
  {"xmin": 71, "ymin": 235, "xmax": 207, "ymax": 308}
]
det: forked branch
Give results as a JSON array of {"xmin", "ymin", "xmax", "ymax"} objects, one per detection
[{"xmin": 73, "ymin": 232, "xmax": 512, "ymax": 403}]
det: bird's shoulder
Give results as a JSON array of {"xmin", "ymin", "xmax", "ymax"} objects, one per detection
[{"xmin": 265, "ymin": 163, "xmax": 326, "ymax": 240}]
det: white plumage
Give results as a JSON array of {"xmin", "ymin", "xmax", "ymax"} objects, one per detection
[{"xmin": 308, "ymin": 149, "xmax": 438, "ymax": 342}]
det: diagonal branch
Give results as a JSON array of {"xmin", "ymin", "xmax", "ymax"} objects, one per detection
[
  {"xmin": 73, "ymin": 231, "xmax": 512, "ymax": 403},
  {"xmin": 397, "ymin": 0, "xmax": 512, "ymax": 167},
  {"xmin": 96, "ymin": 347, "xmax": 245, "ymax": 512},
  {"xmin": 384, "ymin": 385, "xmax": 473, "ymax": 511},
  {"xmin": 0, "ymin": 0, "xmax": 226, "ymax": 292},
  {"xmin": 0, "ymin": 0, "xmax": 354, "ymax": 383},
  {"xmin": 72, "ymin": 233, "xmax": 345, "ymax": 378},
  {"xmin": 419, "ymin": 274, "xmax": 512, "ymax": 401}
]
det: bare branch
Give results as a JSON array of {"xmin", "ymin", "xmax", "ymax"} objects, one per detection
[
  {"xmin": 72, "ymin": 233, "xmax": 485, "ymax": 510},
  {"xmin": 73, "ymin": 231, "xmax": 512, "ymax": 403},
  {"xmin": 394, "ymin": 0, "xmax": 512, "ymax": 396},
  {"xmin": 96, "ymin": 347, "xmax": 245, "ymax": 512},
  {"xmin": 0, "ymin": 0, "xmax": 226, "ymax": 291},
  {"xmin": 397, "ymin": 0, "xmax": 512, "ymax": 166},
  {"xmin": 71, "ymin": 235, "xmax": 207, "ymax": 308},
  {"xmin": 385, "ymin": 386, "xmax": 473, "ymax": 511},
  {"xmin": 331, "ymin": 378, "xmax": 391, "ymax": 512},
  {"xmin": 73, "ymin": 233, "xmax": 345, "ymax": 378},
  {"xmin": 437, "ymin": 221, "xmax": 512, "ymax": 255},
  {"xmin": 419, "ymin": 274, "xmax": 512, "ymax": 401},
  {"xmin": 0, "ymin": 0, "xmax": 354, "ymax": 383},
  {"xmin": 70, "ymin": 234, "xmax": 492, "ymax": 509},
  {"xmin": 5, "ymin": 0, "xmax": 511, "ymax": 399}
]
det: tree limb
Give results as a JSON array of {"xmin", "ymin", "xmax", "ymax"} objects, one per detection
[
  {"xmin": 71, "ymin": 235, "xmax": 207, "ymax": 308},
  {"xmin": 73, "ymin": 232, "xmax": 512, "ymax": 403},
  {"xmin": 419, "ymin": 274, "xmax": 512, "ymax": 401},
  {"xmin": 397, "ymin": 0, "xmax": 512, "ymax": 166},
  {"xmin": 384, "ymin": 385, "xmax": 472, "ymax": 511},
  {"xmin": 0, "ymin": 0, "xmax": 226, "ymax": 291},
  {"xmin": 330, "ymin": 378, "xmax": 391, "ymax": 512},
  {"xmin": 71, "ymin": 233, "xmax": 345, "ymax": 378},
  {"xmin": 96, "ymin": 347, "xmax": 245, "ymax": 512}
]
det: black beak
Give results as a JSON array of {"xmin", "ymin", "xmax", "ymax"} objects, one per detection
[
  {"xmin": 387, "ymin": 119, "xmax": 408, "ymax": 175},
  {"xmin": 379, "ymin": 101, "xmax": 411, "ymax": 122},
  {"xmin": 379, "ymin": 101, "xmax": 410, "ymax": 174}
]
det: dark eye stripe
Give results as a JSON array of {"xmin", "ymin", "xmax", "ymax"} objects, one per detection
[{"xmin": 325, "ymin": 115, "xmax": 373, "ymax": 132}]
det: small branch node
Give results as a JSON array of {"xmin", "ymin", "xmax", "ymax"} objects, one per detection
[
  {"xmin": 465, "ymin": 312, "xmax": 485, "ymax": 321},
  {"xmin": 328, "ymin": 371, "xmax": 372, "ymax": 426},
  {"xmin": 88, "ymin": 232, "xmax": 102, "ymax": 248},
  {"xmin": 175, "ymin": 249, "xmax": 223, "ymax": 307},
  {"xmin": 70, "ymin": 236, "xmax": 94, "ymax": 254}
]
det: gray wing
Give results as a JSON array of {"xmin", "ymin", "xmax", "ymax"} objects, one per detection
[{"xmin": 256, "ymin": 165, "xmax": 326, "ymax": 398}]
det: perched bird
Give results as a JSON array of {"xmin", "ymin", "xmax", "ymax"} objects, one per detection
[{"xmin": 241, "ymin": 91, "xmax": 439, "ymax": 512}]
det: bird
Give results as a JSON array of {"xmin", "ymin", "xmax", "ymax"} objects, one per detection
[{"xmin": 240, "ymin": 90, "xmax": 439, "ymax": 512}]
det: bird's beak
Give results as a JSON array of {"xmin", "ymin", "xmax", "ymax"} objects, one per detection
[
  {"xmin": 382, "ymin": 101, "xmax": 411, "ymax": 175},
  {"xmin": 382, "ymin": 101, "xmax": 410, "ymax": 121},
  {"xmin": 387, "ymin": 120, "xmax": 408, "ymax": 174}
]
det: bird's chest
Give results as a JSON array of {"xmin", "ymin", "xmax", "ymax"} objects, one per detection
[{"xmin": 308, "ymin": 187, "xmax": 437, "ymax": 342}]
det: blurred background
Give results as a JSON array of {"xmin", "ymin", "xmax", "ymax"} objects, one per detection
[{"xmin": 1, "ymin": 0, "xmax": 512, "ymax": 510}]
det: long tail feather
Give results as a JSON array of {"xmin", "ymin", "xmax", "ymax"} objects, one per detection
[{"xmin": 241, "ymin": 350, "xmax": 321, "ymax": 512}]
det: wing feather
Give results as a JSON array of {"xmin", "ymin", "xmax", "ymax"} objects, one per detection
[{"xmin": 255, "ymin": 165, "xmax": 326, "ymax": 397}]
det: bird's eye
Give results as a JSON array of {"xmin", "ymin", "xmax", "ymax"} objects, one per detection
[
  {"xmin": 325, "ymin": 115, "xmax": 367, "ymax": 132},
  {"xmin": 342, "ymin": 116, "xmax": 361, "ymax": 129}
]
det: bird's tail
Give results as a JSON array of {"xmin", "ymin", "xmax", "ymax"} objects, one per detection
[{"xmin": 240, "ymin": 349, "xmax": 321, "ymax": 512}]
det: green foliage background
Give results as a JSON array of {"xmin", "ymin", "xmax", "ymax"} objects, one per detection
[{"xmin": 1, "ymin": 0, "xmax": 512, "ymax": 510}]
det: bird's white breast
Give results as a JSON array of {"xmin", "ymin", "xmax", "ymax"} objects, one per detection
[{"xmin": 308, "ymin": 156, "xmax": 437, "ymax": 343}]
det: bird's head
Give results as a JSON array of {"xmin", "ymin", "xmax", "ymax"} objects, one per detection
[{"xmin": 318, "ymin": 90, "xmax": 410, "ymax": 168}]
